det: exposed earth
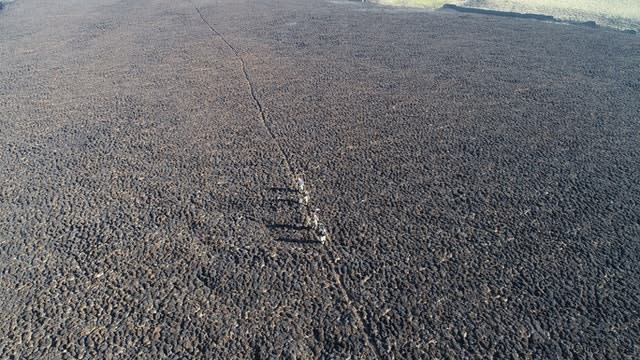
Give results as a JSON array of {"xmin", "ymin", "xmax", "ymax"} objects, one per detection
[{"xmin": 1, "ymin": 0, "xmax": 639, "ymax": 358}]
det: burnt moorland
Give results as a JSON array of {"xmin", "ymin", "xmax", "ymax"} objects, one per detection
[{"xmin": 1, "ymin": 0, "xmax": 639, "ymax": 358}]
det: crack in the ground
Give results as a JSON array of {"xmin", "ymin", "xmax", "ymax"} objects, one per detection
[
  {"xmin": 192, "ymin": 5, "xmax": 381, "ymax": 358},
  {"xmin": 194, "ymin": 6, "xmax": 294, "ymax": 175}
]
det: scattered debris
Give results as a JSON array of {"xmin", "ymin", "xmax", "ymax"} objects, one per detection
[
  {"xmin": 296, "ymin": 176, "xmax": 305, "ymax": 193},
  {"xmin": 290, "ymin": 176, "xmax": 328, "ymax": 244},
  {"xmin": 299, "ymin": 191, "xmax": 310, "ymax": 205},
  {"xmin": 317, "ymin": 226, "xmax": 329, "ymax": 245}
]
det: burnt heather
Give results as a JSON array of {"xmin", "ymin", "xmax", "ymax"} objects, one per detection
[{"xmin": 1, "ymin": 0, "xmax": 639, "ymax": 358}]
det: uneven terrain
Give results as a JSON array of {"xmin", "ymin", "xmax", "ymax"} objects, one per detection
[{"xmin": 1, "ymin": 0, "xmax": 639, "ymax": 358}]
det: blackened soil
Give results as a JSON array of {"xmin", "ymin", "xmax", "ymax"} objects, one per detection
[{"xmin": 1, "ymin": 0, "xmax": 639, "ymax": 358}]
